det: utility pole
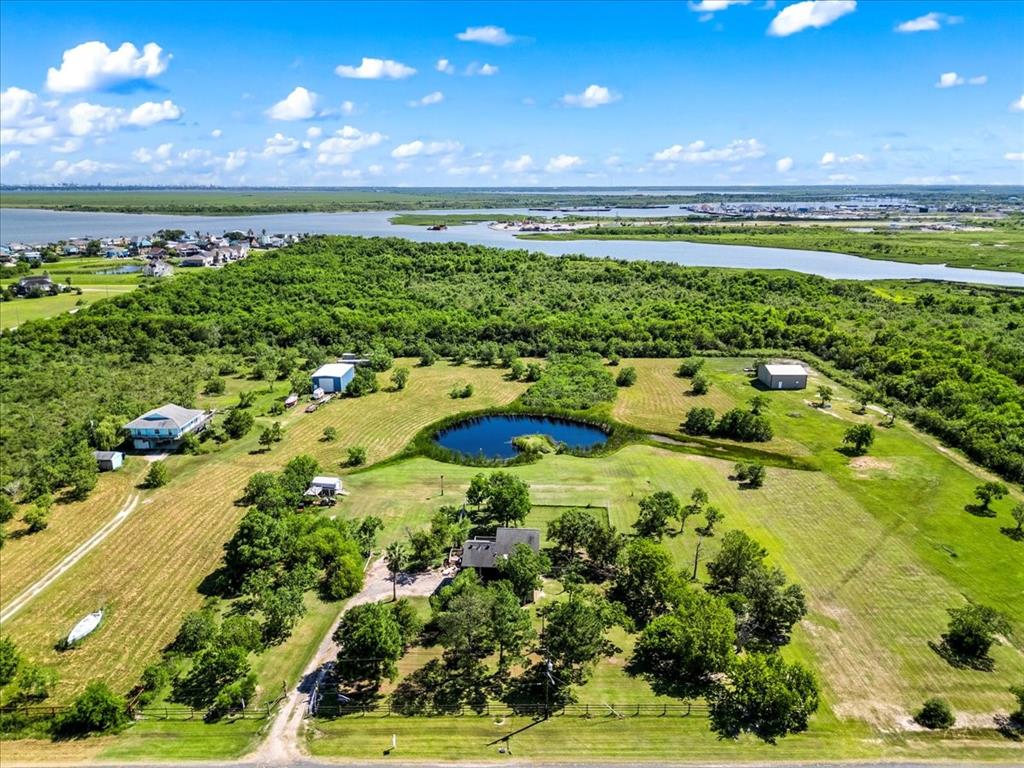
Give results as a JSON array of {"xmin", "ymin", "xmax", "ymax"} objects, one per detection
[{"xmin": 440, "ymin": 474, "xmax": 445, "ymax": 497}]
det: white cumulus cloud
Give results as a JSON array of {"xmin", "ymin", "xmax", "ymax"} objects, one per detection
[
  {"xmin": 503, "ymin": 154, "xmax": 535, "ymax": 173},
  {"xmin": 261, "ymin": 132, "xmax": 303, "ymax": 157},
  {"xmin": 456, "ymin": 26, "xmax": 515, "ymax": 45},
  {"xmin": 67, "ymin": 102, "xmax": 122, "ymax": 136},
  {"xmin": 0, "ymin": 150, "xmax": 22, "ymax": 168},
  {"xmin": 52, "ymin": 158, "xmax": 117, "ymax": 177},
  {"xmin": 936, "ymin": 72, "xmax": 987, "ymax": 88},
  {"xmin": 266, "ymin": 87, "xmax": 318, "ymax": 120},
  {"xmin": 768, "ymin": 0, "xmax": 856, "ymax": 37},
  {"xmin": 819, "ymin": 151, "xmax": 868, "ymax": 166},
  {"xmin": 132, "ymin": 142, "xmax": 173, "ymax": 163},
  {"xmin": 561, "ymin": 84, "xmax": 620, "ymax": 108},
  {"xmin": 391, "ymin": 139, "xmax": 462, "ymax": 158},
  {"xmin": 210, "ymin": 128, "xmax": 223, "ymax": 138},
  {"xmin": 316, "ymin": 125, "xmax": 386, "ymax": 165},
  {"xmin": 895, "ymin": 12, "xmax": 962, "ymax": 33},
  {"xmin": 465, "ymin": 62, "xmax": 499, "ymax": 76},
  {"xmin": 654, "ymin": 138, "xmax": 765, "ymax": 163},
  {"xmin": 409, "ymin": 91, "xmax": 444, "ymax": 108},
  {"xmin": 1011, "ymin": 94, "xmax": 1024, "ymax": 112},
  {"xmin": 335, "ymin": 57, "xmax": 416, "ymax": 79},
  {"xmin": 776, "ymin": 156, "xmax": 794, "ymax": 172},
  {"xmin": 127, "ymin": 99, "xmax": 181, "ymax": 127},
  {"xmin": 436, "ymin": 58, "xmax": 455, "ymax": 75},
  {"xmin": 688, "ymin": 1, "xmax": 751, "ymax": 12},
  {"xmin": 1006, "ymin": 152, "xmax": 1024, "ymax": 162},
  {"xmin": 545, "ymin": 154, "xmax": 583, "ymax": 173},
  {"xmin": 46, "ymin": 41, "xmax": 170, "ymax": 93}
]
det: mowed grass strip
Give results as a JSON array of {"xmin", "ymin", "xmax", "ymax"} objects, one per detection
[
  {"xmin": 305, "ymin": 711, "xmax": 1022, "ymax": 763},
  {"xmin": 0, "ymin": 362, "xmax": 525, "ymax": 701},
  {"xmin": 335, "ymin": 438, "xmax": 1024, "ymax": 726},
  {"xmin": 0, "ymin": 458, "xmax": 147, "ymax": 604}
]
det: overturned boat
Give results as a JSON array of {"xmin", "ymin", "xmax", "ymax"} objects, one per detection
[{"xmin": 66, "ymin": 609, "xmax": 103, "ymax": 645}]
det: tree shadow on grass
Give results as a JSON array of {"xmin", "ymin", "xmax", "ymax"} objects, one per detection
[
  {"xmin": 995, "ymin": 714, "xmax": 1023, "ymax": 741},
  {"xmin": 928, "ymin": 639, "xmax": 995, "ymax": 672},
  {"xmin": 835, "ymin": 446, "xmax": 866, "ymax": 459},
  {"xmin": 964, "ymin": 503, "xmax": 997, "ymax": 519},
  {"xmin": 999, "ymin": 527, "xmax": 1024, "ymax": 542}
]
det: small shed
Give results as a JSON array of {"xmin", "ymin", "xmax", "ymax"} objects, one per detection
[
  {"xmin": 93, "ymin": 451, "xmax": 124, "ymax": 471},
  {"xmin": 311, "ymin": 363, "xmax": 355, "ymax": 394},
  {"xmin": 757, "ymin": 363, "xmax": 808, "ymax": 390},
  {"xmin": 305, "ymin": 475, "xmax": 343, "ymax": 500}
]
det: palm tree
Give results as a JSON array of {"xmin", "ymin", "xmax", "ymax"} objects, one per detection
[{"xmin": 385, "ymin": 542, "xmax": 407, "ymax": 602}]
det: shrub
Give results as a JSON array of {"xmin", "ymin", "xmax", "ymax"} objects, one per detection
[
  {"xmin": 322, "ymin": 426, "xmax": 338, "ymax": 442},
  {"xmin": 683, "ymin": 407, "xmax": 716, "ymax": 435},
  {"xmin": 346, "ymin": 366, "xmax": 379, "ymax": 397},
  {"xmin": 915, "ymin": 697, "xmax": 955, "ymax": 729},
  {"xmin": 144, "ymin": 461, "xmax": 169, "ymax": 488},
  {"xmin": 734, "ymin": 461, "xmax": 766, "ymax": 488},
  {"xmin": 677, "ymin": 359, "xmax": 703, "ymax": 378},
  {"xmin": 54, "ymin": 681, "xmax": 129, "ymax": 736},
  {"xmin": 203, "ymin": 376, "xmax": 226, "ymax": 395},
  {"xmin": 23, "ymin": 504, "xmax": 49, "ymax": 533},
  {"xmin": 691, "ymin": 373, "xmax": 711, "ymax": 395},
  {"xmin": 223, "ymin": 408, "xmax": 255, "ymax": 439},
  {"xmin": 391, "ymin": 367, "xmax": 410, "ymax": 391},
  {"xmin": 616, "ymin": 367, "xmax": 637, "ymax": 387},
  {"xmin": 346, "ymin": 446, "xmax": 367, "ymax": 467}
]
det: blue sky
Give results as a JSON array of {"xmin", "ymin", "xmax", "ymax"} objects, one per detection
[{"xmin": 1, "ymin": 0, "xmax": 1022, "ymax": 186}]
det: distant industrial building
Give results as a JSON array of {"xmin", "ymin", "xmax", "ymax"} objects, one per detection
[
  {"xmin": 311, "ymin": 362, "xmax": 355, "ymax": 394},
  {"xmin": 757, "ymin": 362, "xmax": 808, "ymax": 390}
]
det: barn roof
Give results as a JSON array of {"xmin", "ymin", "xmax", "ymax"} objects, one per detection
[
  {"xmin": 761, "ymin": 363, "xmax": 807, "ymax": 376},
  {"xmin": 312, "ymin": 363, "xmax": 354, "ymax": 379}
]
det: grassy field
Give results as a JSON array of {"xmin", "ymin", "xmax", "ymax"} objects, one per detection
[
  {"xmin": 305, "ymin": 712, "xmax": 1023, "ymax": 763},
  {"xmin": 0, "ymin": 361, "xmax": 527, "ymax": 702},
  {"xmin": 1, "ymin": 258, "xmax": 145, "ymax": 329},
  {"xmin": 521, "ymin": 223, "xmax": 1024, "ymax": 272},
  {"xmin": 2, "ymin": 358, "xmax": 1022, "ymax": 762}
]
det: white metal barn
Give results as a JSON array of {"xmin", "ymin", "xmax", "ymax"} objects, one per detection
[{"xmin": 757, "ymin": 363, "xmax": 808, "ymax": 390}]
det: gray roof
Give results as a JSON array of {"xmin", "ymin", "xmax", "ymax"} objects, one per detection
[
  {"xmin": 92, "ymin": 451, "xmax": 123, "ymax": 461},
  {"xmin": 461, "ymin": 527, "xmax": 540, "ymax": 569},
  {"xmin": 124, "ymin": 403, "xmax": 205, "ymax": 432}
]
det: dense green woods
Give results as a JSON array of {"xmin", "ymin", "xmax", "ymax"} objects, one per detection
[{"xmin": 1, "ymin": 236, "xmax": 1022, "ymax": 490}]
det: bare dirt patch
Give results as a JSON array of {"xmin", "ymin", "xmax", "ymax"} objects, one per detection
[{"xmin": 849, "ymin": 456, "xmax": 894, "ymax": 473}]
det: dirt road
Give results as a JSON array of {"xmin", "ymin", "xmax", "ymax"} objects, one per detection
[
  {"xmin": 247, "ymin": 558, "xmax": 448, "ymax": 765},
  {"xmin": 0, "ymin": 492, "xmax": 141, "ymax": 624}
]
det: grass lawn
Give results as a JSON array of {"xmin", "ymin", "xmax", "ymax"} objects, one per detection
[
  {"xmin": 1, "ymin": 258, "xmax": 145, "ymax": 329},
  {"xmin": 0, "ymin": 360, "xmax": 526, "ymax": 702},
  {"xmin": 2, "ymin": 358, "xmax": 1022, "ymax": 762},
  {"xmin": 306, "ymin": 711, "xmax": 1023, "ymax": 763}
]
